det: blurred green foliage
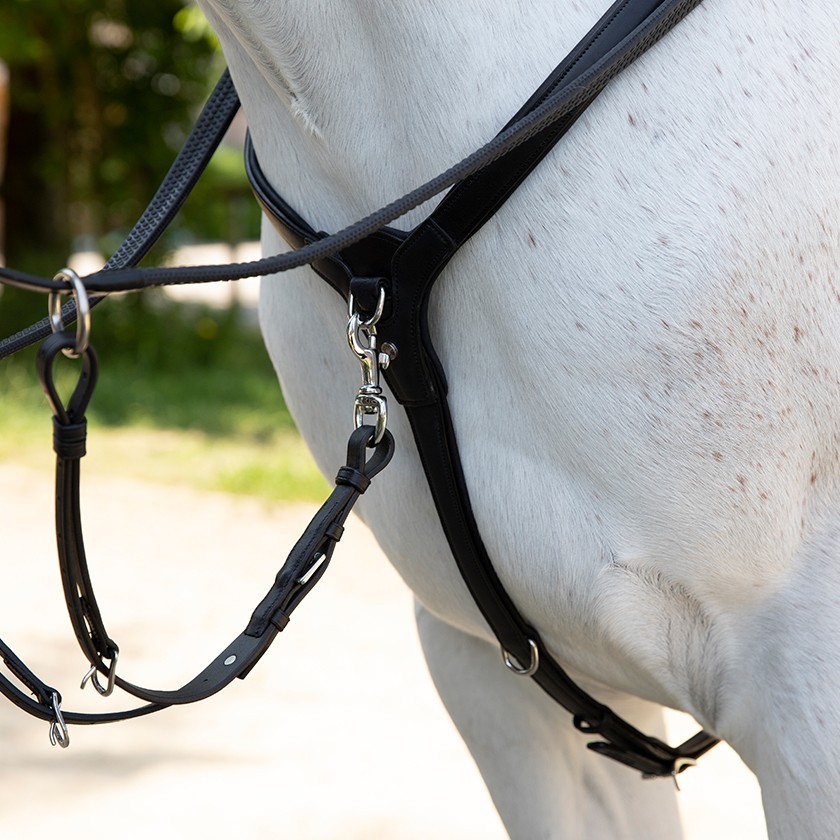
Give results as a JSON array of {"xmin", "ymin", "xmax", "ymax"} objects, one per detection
[{"xmin": 0, "ymin": 0, "xmax": 259, "ymax": 260}]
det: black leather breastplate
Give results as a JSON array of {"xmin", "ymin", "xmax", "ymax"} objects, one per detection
[{"xmin": 247, "ymin": 0, "xmax": 719, "ymax": 777}]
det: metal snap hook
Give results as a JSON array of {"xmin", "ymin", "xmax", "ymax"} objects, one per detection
[
  {"xmin": 80, "ymin": 646, "xmax": 119, "ymax": 697},
  {"xmin": 48, "ymin": 692, "xmax": 70, "ymax": 748},
  {"xmin": 48, "ymin": 268, "xmax": 91, "ymax": 359}
]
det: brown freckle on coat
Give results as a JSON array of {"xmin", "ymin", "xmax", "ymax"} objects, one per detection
[
  {"xmin": 712, "ymin": 451, "xmax": 723, "ymax": 462},
  {"xmin": 759, "ymin": 491, "xmax": 768, "ymax": 500},
  {"xmin": 811, "ymin": 472, "xmax": 818, "ymax": 485},
  {"xmin": 689, "ymin": 320, "xmax": 703, "ymax": 330},
  {"xmin": 794, "ymin": 325, "xmax": 804, "ymax": 342},
  {"xmin": 661, "ymin": 320, "xmax": 671, "ymax": 330},
  {"xmin": 628, "ymin": 113, "xmax": 637, "ymax": 126},
  {"xmin": 526, "ymin": 231, "xmax": 537, "ymax": 248},
  {"xmin": 737, "ymin": 475, "xmax": 748, "ymax": 491},
  {"xmin": 575, "ymin": 321, "xmax": 586, "ymax": 331}
]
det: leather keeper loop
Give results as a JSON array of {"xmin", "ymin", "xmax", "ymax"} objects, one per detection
[
  {"xmin": 335, "ymin": 466, "xmax": 371, "ymax": 494},
  {"xmin": 325, "ymin": 522, "xmax": 344, "ymax": 542},
  {"xmin": 270, "ymin": 610, "xmax": 290, "ymax": 632},
  {"xmin": 53, "ymin": 418, "xmax": 87, "ymax": 460}
]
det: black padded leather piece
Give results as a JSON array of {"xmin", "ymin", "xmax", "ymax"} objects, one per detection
[{"xmin": 250, "ymin": 0, "xmax": 719, "ymax": 776}]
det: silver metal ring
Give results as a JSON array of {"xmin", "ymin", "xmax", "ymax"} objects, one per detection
[
  {"xmin": 348, "ymin": 286, "xmax": 386, "ymax": 328},
  {"xmin": 502, "ymin": 639, "xmax": 540, "ymax": 676},
  {"xmin": 48, "ymin": 267, "xmax": 90, "ymax": 358}
]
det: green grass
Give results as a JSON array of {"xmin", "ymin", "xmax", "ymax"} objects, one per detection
[{"xmin": 0, "ymin": 287, "xmax": 329, "ymax": 503}]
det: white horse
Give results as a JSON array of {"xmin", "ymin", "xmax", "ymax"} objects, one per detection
[{"xmin": 197, "ymin": 1, "xmax": 840, "ymax": 837}]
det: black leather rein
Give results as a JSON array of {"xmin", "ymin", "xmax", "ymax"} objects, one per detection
[{"xmin": 0, "ymin": 0, "xmax": 717, "ymax": 776}]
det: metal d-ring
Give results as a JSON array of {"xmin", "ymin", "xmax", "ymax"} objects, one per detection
[
  {"xmin": 48, "ymin": 692, "xmax": 70, "ymax": 748},
  {"xmin": 80, "ymin": 647, "xmax": 119, "ymax": 697},
  {"xmin": 48, "ymin": 267, "xmax": 91, "ymax": 359},
  {"xmin": 348, "ymin": 286, "xmax": 386, "ymax": 328},
  {"xmin": 502, "ymin": 638, "xmax": 540, "ymax": 676}
]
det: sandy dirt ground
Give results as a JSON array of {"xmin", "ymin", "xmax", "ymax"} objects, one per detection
[{"xmin": 0, "ymin": 462, "xmax": 768, "ymax": 839}]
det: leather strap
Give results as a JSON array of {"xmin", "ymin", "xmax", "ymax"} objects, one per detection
[
  {"xmin": 0, "ymin": 0, "xmax": 706, "ymax": 304},
  {"xmin": 254, "ymin": 0, "xmax": 718, "ymax": 776},
  {"xmin": 0, "ymin": 330, "xmax": 395, "ymax": 735}
]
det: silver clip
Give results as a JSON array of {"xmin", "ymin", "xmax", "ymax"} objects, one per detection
[
  {"xmin": 48, "ymin": 692, "xmax": 70, "ymax": 748},
  {"xmin": 48, "ymin": 267, "xmax": 91, "ymax": 359},
  {"xmin": 346, "ymin": 288, "xmax": 393, "ymax": 445},
  {"xmin": 80, "ymin": 646, "xmax": 119, "ymax": 697},
  {"xmin": 501, "ymin": 639, "xmax": 540, "ymax": 676}
]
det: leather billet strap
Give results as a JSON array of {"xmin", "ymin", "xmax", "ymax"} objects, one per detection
[
  {"xmin": 253, "ymin": 0, "xmax": 718, "ymax": 776},
  {"xmin": 0, "ymin": 331, "xmax": 395, "ymax": 734}
]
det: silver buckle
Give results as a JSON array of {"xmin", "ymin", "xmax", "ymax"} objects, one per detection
[{"xmin": 346, "ymin": 288, "xmax": 394, "ymax": 445}]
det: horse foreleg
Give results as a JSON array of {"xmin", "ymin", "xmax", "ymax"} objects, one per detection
[
  {"xmin": 415, "ymin": 602, "xmax": 684, "ymax": 840},
  {"xmin": 716, "ymin": 528, "xmax": 840, "ymax": 840}
]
